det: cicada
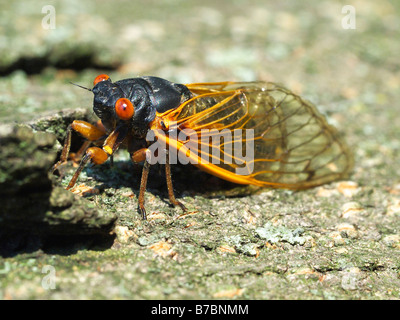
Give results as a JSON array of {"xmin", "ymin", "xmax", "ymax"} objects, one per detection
[{"xmin": 52, "ymin": 74, "xmax": 353, "ymax": 219}]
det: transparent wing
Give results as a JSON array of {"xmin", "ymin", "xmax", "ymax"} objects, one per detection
[{"xmin": 157, "ymin": 82, "xmax": 353, "ymax": 189}]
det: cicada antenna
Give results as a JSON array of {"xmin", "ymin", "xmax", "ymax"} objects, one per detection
[{"xmin": 70, "ymin": 82, "xmax": 92, "ymax": 92}]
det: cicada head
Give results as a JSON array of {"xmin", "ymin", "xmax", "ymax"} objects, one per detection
[{"xmin": 92, "ymin": 75, "xmax": 133, "ymax": 131}]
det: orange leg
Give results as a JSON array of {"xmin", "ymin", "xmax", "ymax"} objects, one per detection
[
  {"xmin": 131, "ymin": 148, "xmax": 147, "ymax": 163},
  {"xmin": 70, "ymin": 120, "xmax": 108, "ymax": 162},
  {"xmin": 138, "ymin": 160, "xmax": 150, "ymax": 220},
  {"xmin": 65, "ymin": 125, "xmax": 125, "ymax": 190},
  {"xmin": 132, "ymin": 148, "xmax": 186, "ymax": 219},
  {"xmin": 130, "ymin": 147, "xmax": 151, "ymax": 219},
  {"xmin": 52, "ymin": 120, "xmax": 106, "ymax": 173},
  {"xmin": 69, "ymin": 140, "xmax": 91, "ymax": 163},
  {"xmin": 165, "ymin": 151, "xmax": 186, "ymax": 212},
  {"xmin": 52, "ymin": 120, "xmax": 126, "ymax": 194},
  {"xmin": 72, "ymin": 120, "xmax": 107, "ymax": 141},
  {"xmin": 66, "ymin": 146, "xmax": 109, "ymax": 190}
]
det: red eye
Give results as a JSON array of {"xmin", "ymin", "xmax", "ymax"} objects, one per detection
[
  {"xmin": 115, "ymin": 98, "xmax": 134, "ymax": 120},
  {"xmin": 93, "ymin": 74, "xmax": 110, "ymax": 86}
]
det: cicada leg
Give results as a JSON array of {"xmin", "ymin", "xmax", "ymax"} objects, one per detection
[
  {"xmin": 66, "ymin": 146, "xmax": 109, "ymax": 190},
  {"xmin": 138, "ymin": 160, "xmax": 151, "ymax": 220},
  {"xmin": 131, "ymin": 148, "xmax": 151, "ymax": 220},
  {"xmin": 57, "ymin": 123, "xmax": 124, "ymax": 192},
  {"xmin": 69, "ymin": 140, "xmax": 91, "ymax": 163},
  {"xmin": 165, "ymin": 150, "xmax": 187, "ymax": 212},
  {"xmin": 51, "ymin": 120, "xmax": 106, "ymax": 173},
  {"xmin": 131, "ymin": 148, "xmax": 186, "ymax": 220}
]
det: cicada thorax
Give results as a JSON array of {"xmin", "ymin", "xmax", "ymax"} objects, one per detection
[{"xmin": 91, "ymin": 76, "xmax": 193, "ymax": 138}]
